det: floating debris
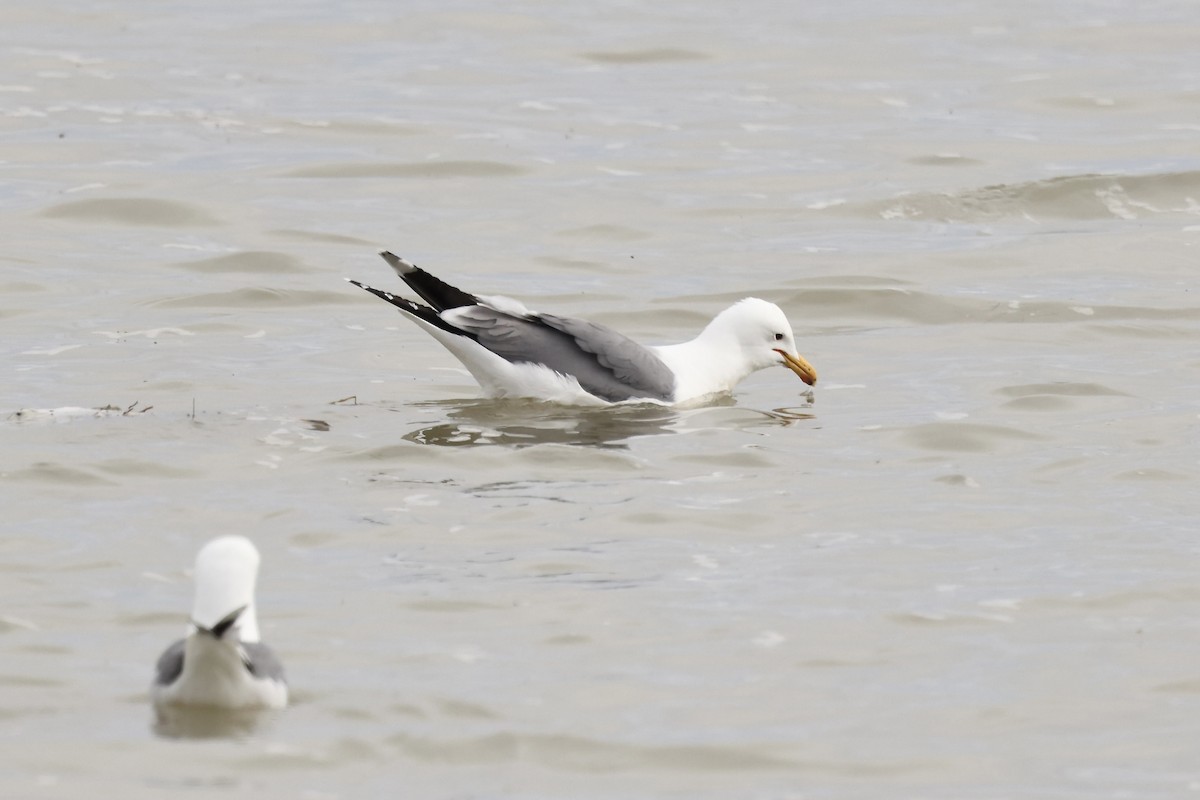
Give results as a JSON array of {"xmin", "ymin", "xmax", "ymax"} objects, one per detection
[{"xmin": 9, "ymin": 401, "xmax": 153, "ymax": 422}]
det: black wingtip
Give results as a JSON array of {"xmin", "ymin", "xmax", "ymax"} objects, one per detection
[
  {"xmin": 376, "ymin": 251, "xmax": 479, "ymax": 312},
  {"xmin": 349, "ymin": 274, "xmax": 478, "ymax": 339},
  {"xmin": 379, "ymin": 251, "xmax": 416, "ymax": 276},
  {"xmin": 349, "ymin": 278, "xmax": 406, "ymax": 307}
]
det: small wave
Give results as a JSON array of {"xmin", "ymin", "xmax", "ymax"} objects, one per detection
[
  {"xmin": 385, "ymin": 731, "xmax": 930, "ymax": 776},
  {"xmin": 774, "ymin": 286, "xmax": 1200, "ymax": 327},
  {"xmin": 2, "ymin": 461, "xmax": 116, "ymax": 486},
  {"xmin": 388, "ymin": 731, "xmax": 796, "ymax": 771},
  {"xmin": 267, "ymin": 229, "xmax": 376, "ymax": 246},
  {"xmin": 899, "ymin": 422, "xmax": 1045, "ymax": 453},
  {"xmin": 147, "ymin": 287, "xmax": 358, "ymax": 308},
  {"xmin": 282, "ymin": 160, "xmax": 530, "ymax": 179},
  {"xmin": 553, "ymin": 223, "xmax": 653, "ymax": 241},
  {"xmin": 996, "ymin": 382, "xmax": 1131, "ymax": 411},
  {"xmin": 93, "ymin": 458, "xmax": 199, "ymax": 479},
  {"xmin": 996, "ymin": 382, "xmax": 1130, "ymax": 398},
  {"xmin": 40, "ymin": 197, "xmax": 220, "ymax": 226},
  {"xmin": 581, "ymin": 48, "xmax": 709, "ymax": 64},
  {"xmin": 835, "ymin": 170, "xmax": 1200, "ymax": 222},
  {"xmin": 176, "ymin": 251, "xmax": 310, "ymax": 275}
]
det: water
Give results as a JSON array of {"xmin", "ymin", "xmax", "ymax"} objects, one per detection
[{"xmin": 3, "ymin": 0, "xmax": 1199, "ymax": 797}]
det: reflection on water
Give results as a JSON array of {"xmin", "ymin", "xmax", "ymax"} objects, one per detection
[
  {"xmin": 402, "ymin": 399, "xmax": 688, "ymax": 449},
  {"xmin": 396, "ymin": 395, "xmax": 818, "ymax": 448},
  {"xmin": 763, "ymin": 397, "xmax": 818, "ymax": 424},
  {"xmin": 153, "ymin": 704, "xmax": 278, "ymax": 740}
]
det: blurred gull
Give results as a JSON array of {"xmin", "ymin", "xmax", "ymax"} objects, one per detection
[
  {"xmin": 151, "ymin": 536, "xmax": 287, "ymax": 710},
  {"xmin": 348, "ymin": 251, "xmax": 817, "ymax": 406}
]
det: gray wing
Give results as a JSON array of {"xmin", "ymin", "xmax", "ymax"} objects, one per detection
[
  {"xmin": 154, "ymin": 638, "xmax": 186, "ymax": 687},
  {"xmin": 537, "ymin": 313, "xmax": 676, "ymax": 400},
  {"xmin": 448, "ymin": 306, "xmax": 675, "ymax": 403},
  {"xmin": 242, "ymin": 642, "xmax": 286, "ymax": 683}
]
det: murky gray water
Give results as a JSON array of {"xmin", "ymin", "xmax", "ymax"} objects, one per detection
[{"xmin": 3, "ymin": 0, "xmax": 1199, "ymax": 797}]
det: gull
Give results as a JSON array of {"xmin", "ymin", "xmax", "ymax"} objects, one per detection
[
  {"xmin": 348, "ymin": 251, "xmax": 817, "ymax": 405},
  {"xmin": 151, "ymin": 536, "xmax": 287, "ymax": 710}
]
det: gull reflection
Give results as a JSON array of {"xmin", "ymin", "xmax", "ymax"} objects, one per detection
[
  {"xmin": 152, "ymin": 704, "xmax": 277, "ymax": 740},
  {"xmin": 394, "ymin": 391, "xmax": 815, "ymax": 449},
  {"xmin": 402, "ymin": 399, "xmax": 688, "ymax": 449}
]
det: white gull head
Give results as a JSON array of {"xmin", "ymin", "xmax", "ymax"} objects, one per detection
[{"xmin": 653, "ymin": 298, "xmax": 818, "ymax": 403}]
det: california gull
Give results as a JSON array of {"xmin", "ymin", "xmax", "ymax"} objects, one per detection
[{"xmin": 348, "ymin": 251, "xmax": 817, "ymax": 406}]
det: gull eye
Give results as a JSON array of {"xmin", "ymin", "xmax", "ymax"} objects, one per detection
[{"xmin": 774, "ymin": 332, "xmax": 784, "ymax": 341}]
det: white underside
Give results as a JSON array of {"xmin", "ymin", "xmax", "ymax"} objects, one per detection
[{"xmin": 152, "ymin": 635, "xmax": 287, "ymax": 710}]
